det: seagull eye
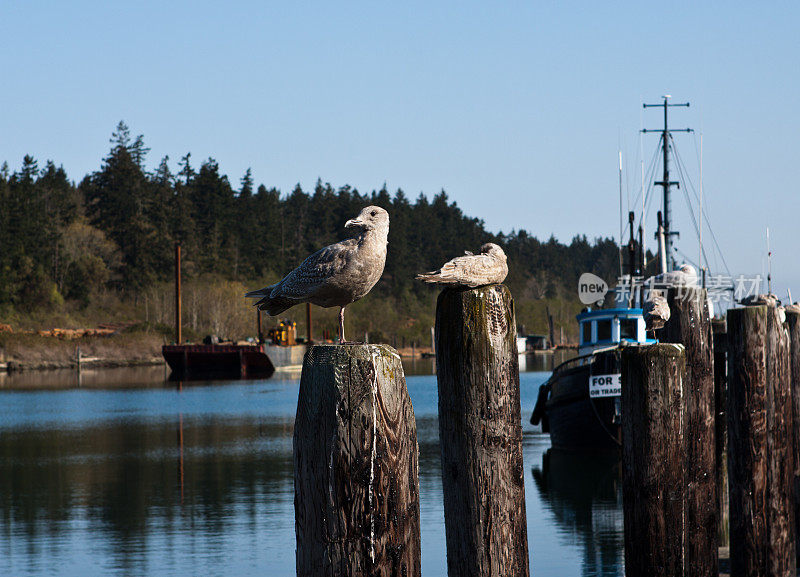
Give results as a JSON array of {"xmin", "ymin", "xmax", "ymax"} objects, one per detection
[{"xmin": 370, "ymin": 210, "xmax": 377, "ymax": 217}]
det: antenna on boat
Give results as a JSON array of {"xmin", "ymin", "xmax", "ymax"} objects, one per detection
[
  {"xmin": 639, "ymin": 104, "xmax": 647, "ymax": 274},
  {"xmin": 767, "ymin": 227, "xmax": 772, "ymax": 295},
  {"xmin": 619, "ymin": 149, "xmax": 624, "ymax": 278},
  {"xmin": 642, "ymin": 95, "xmax": 692, "ymax": 272},
  {"xmin": 698, "ymin": 132, "xmax": 704, "ymax": 278}
]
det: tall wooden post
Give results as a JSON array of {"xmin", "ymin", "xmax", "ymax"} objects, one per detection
[
  {"xmin": 656, "ymin": 287, "xmax": 717, "ymax": 576},
  {"xmin": 294, "ymin": 344, "xmax": 420, "ymax": 577},
  {"xmin": 712, "ymin": 317, "xmax": 729, "ymax": 547},
  {"xmin": 435, "ymin": 284, "xmax": 529, "ymax": 577},
  {"xmin": 174, "ymin": 243, "xmax": 182, "ymax": 344},
  {"xmin": 621, "ymin": 344, "xmax": 687, "ymax": 577},
  {"xmin": 786, "ymin": 307, "xmax": 800, "ymax": 559},
  {"xmin": 727, "ymin": 304, "xmax": 795, "ymax": 577}
]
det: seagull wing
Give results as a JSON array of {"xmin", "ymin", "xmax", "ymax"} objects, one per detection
[
  {"xmin": 272, "ymin": 239, "xmax": 356, "ymax": 300},
  {"xmin": 416, "ymin": 254, "xmax": 507, "ymax": 287}
]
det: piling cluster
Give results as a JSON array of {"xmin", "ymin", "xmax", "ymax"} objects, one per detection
[
  {"xmin": 292, "ymin": 284, "xmax": 528, "ymax": 577},
  {"xmin": 623, "ymin": 288, "xmax": 800, "ymax": 577},
  {"xmin": 289, "ymin": 277, "xmax": 800, "ymax": 577}
]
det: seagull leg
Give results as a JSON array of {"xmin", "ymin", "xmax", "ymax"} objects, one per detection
[
  {"xmin": 338, "ymin": 306, "xmax": 362, "ymax": 345},
  {"xmin": 338, "ymin": 307, "xmax": 346, "ymax": 343}
]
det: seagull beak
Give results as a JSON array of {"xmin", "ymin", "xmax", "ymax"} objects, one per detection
[{"xmin": 345, "ymin": 218, "xmax": 363, "ymax": 229}]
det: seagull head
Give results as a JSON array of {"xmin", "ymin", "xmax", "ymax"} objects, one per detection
[
  {"xmin": 345, "ymin": 206, "xmax": 390, "ymax": 233},
  {"xmin": 480, "ymin": 243, "xmax": 507, "ymax": 261},
  {"xmin": 678, "ymin": 264, "xmax": 697, "ymax": 278}
]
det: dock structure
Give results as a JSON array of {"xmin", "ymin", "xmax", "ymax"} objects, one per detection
[
  {"xmin": 656, "ymin": 286, "xmax": 718, "ymax": 577},
  {"xmin": 434, "ymin": 284, "xmax": 529, "ymax": 577},
  {"xmin": 293, "ymin": 344, "xmax": 420, "ymax": 577},
  {"xmin": 727, "ymin": 304, "xmax": 796, "ymax": 577},
  {"xmin": 621, "ymin": 344, "xmax": 687, "ymax": 577}
]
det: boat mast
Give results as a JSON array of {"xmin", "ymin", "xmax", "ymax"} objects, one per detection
[{"xmin": 642, "ymin": 96, "xmax": 692, "ymax": 272}]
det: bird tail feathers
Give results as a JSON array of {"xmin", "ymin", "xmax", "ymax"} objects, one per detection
[
  {"xmin": 246, "ymin": 284, "xmax": 296, "ymax": 315},
  {"xmin": 245, "ymin": 284, "xmax": 276, "ymax": 299},
  {"xmin": 416, "ymin": 263, "xmax": 459, "ymax": 284},
  {"xmin": 254, "ymin": 295, "xmax": 296, "ymax": 316}
]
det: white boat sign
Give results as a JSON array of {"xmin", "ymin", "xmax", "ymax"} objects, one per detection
[{"xmin": 589, "ymin": 374, "xmax": 621, "ymax": 398}]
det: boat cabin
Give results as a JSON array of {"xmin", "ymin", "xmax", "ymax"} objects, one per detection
[{"xmin": 576, "ymin": 308, "xmax": 652, "ymax": 356}]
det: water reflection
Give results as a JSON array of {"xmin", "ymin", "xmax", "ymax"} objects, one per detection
[
  {"xmin": 0, "ymin": 365, "xmax": 170, "ymax": 390},
  {"xmin": 1, "ymin": 412, "xmax": 295, "ymax": 573},
  {"xmin": 531, "ymin": 449, "xmax": 624, "ymax": 576},
  {"xmin": 0, "ymin": 354, "xmax": 621, "ymax": 577}
]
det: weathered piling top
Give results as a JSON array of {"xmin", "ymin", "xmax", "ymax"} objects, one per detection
[
  {"xmin": 294, "ymin": 342, "xmax": 420, "ymax": 577},
  {"xmin": 302, "ymin": 343, "xmax": 402, "ymax": 371}
]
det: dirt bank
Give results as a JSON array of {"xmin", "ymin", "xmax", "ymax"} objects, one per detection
[{"xmin": 0, "ymin": 331, "xmax": 164, "ymax": 372}]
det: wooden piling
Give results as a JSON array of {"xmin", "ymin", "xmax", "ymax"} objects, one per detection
[
  {"xmin": 657, "ymin": 287, "xmax": 718, "ymax": 576},
  {"xmin": 727, "ymin": 304, "xmax": 796, "ymax": 577},
  {"xmin": 786, "ymin": 308, "xmax": 800, "ymax": 559},
  {"xmin": 712, "ymin": 317, "xmax": 729, "ymax": 547},
  {"xmin": 293, "ymin": 344, "xmax": 420, "ymax": 577},
  {"xmin": 435, "ymin": 284, "xmax": 529, "ymax": 577},
  {"xmin": 621, "ymin": 344, "xmax": 687, "ymax": 577}
]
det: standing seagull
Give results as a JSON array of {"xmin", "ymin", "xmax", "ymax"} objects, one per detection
[
  {"xmin": 245, "ymin": 206, "xmax": 389, "ymax": 343},
  {"xmin": 643, "ymin": 293, "xmax": 671, "ymax": 338},
  {"xmin": 415, "ymin": 243, "xmax": 508, "ymax": 287}
]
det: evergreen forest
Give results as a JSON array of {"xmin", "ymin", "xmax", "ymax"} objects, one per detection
[{"xmin": 0, "ymin": 122, "xmax": 622, "ymax": 345}]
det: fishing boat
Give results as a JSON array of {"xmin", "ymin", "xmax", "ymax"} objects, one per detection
[
  {"xmin": 530, "ymin": 96, "xmax": 727, "ymax": 451},
  {"xmin": 529, "ymin": 308, "xmax": 654, "ymax": 450}
]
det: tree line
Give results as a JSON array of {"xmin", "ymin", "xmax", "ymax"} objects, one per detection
[{"xmin": 0, "ymin": 122, "xmax": 621, "ymax": 340}]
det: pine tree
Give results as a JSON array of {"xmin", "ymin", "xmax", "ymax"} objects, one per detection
[{"xmin": 82, "ymin": 125, "xmax": 158, "ymax": 291}]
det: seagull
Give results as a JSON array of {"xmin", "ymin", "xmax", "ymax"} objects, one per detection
[
  {"xmin": 741, "ymin": 293, "xmax": 780, "ymax": 307},
  {"xmin": 645, "ymin": 263, "xmax": 698, "ymax": 288},
  {"xmin": 415, "ymin": 243, "xmax": 508, "ymax": 287},
  {"xmin": 643, "ymin": 293, "xmax": 670, "ymax": 337},
  {"xmin": 742, "ymin": 293, "xmax": 787, "ymax": 323},
  {"xmin": 245, "ymin": 206, "xmax": 389, "ymax": 344}
]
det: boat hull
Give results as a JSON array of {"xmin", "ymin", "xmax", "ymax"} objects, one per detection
[
  {"xmin": 534, "ymin": 350, "xmax": 622, "ymax": 452},
  {"xmin": 162, "ymin": 344, "xmax": 275, "ymax": 379}
]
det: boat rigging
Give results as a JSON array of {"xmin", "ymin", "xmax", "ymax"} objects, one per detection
[{"xmin": 642, "ymin": 95, "xmax": 692, "ymax": 273}]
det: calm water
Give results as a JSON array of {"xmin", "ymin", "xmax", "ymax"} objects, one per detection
[{"xmin": 0, "ymin": 354, "xmax": 624, "ymax": 577}]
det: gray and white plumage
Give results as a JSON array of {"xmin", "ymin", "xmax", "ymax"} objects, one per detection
[
  {"xmin": 742, "ymin": 293, "xmax": 787, "ymax": 323},
  {"xmin": 741, "ymin": 293, "xmax": 780, "ymax": 307},
  {"xmin": 646, "ymin": 264, "xmax": 698, "ymax": 288},
  {"xmin": 415, "ymin": 243, "xmax": 508, "ymax": 288},
  {"xmin": 245, "ymin": 206, "xmax": 389, "ymax": 341},
  {"xmin": 643, "ymin": 293, "xmax": 671, "ymax": 332}
]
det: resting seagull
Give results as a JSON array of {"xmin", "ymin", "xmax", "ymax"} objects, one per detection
[
  {"xmin": 643, "ymin": 293, "xmax": 670, "ymax": 337},
  {"xmin": 645, "ymin": 264, "xmax": 698, "ymax": 288},
  {"xmin": 245, "ymin": 206, "xmax": 389, "ymax": 343},
  {"xmin": 415, "ymin": 243, "xmax": 508, "ymax": 287},
  {"xmin": 742, "ymin": 293, "xmax": 786, "ymax": 323}
]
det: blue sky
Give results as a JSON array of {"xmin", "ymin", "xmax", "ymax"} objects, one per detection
[{"xmin": 2, "ymin": 1, "xmax": 798, "ymax": 297}]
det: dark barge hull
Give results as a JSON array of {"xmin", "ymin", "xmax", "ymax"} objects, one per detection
[
  {"xmin": 162, "ymin": 344, "xmax": 275, "ymax": 379},
  {"xmin": 531, "ymin": 349, "xmax": 621, "ymax": 452}
]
